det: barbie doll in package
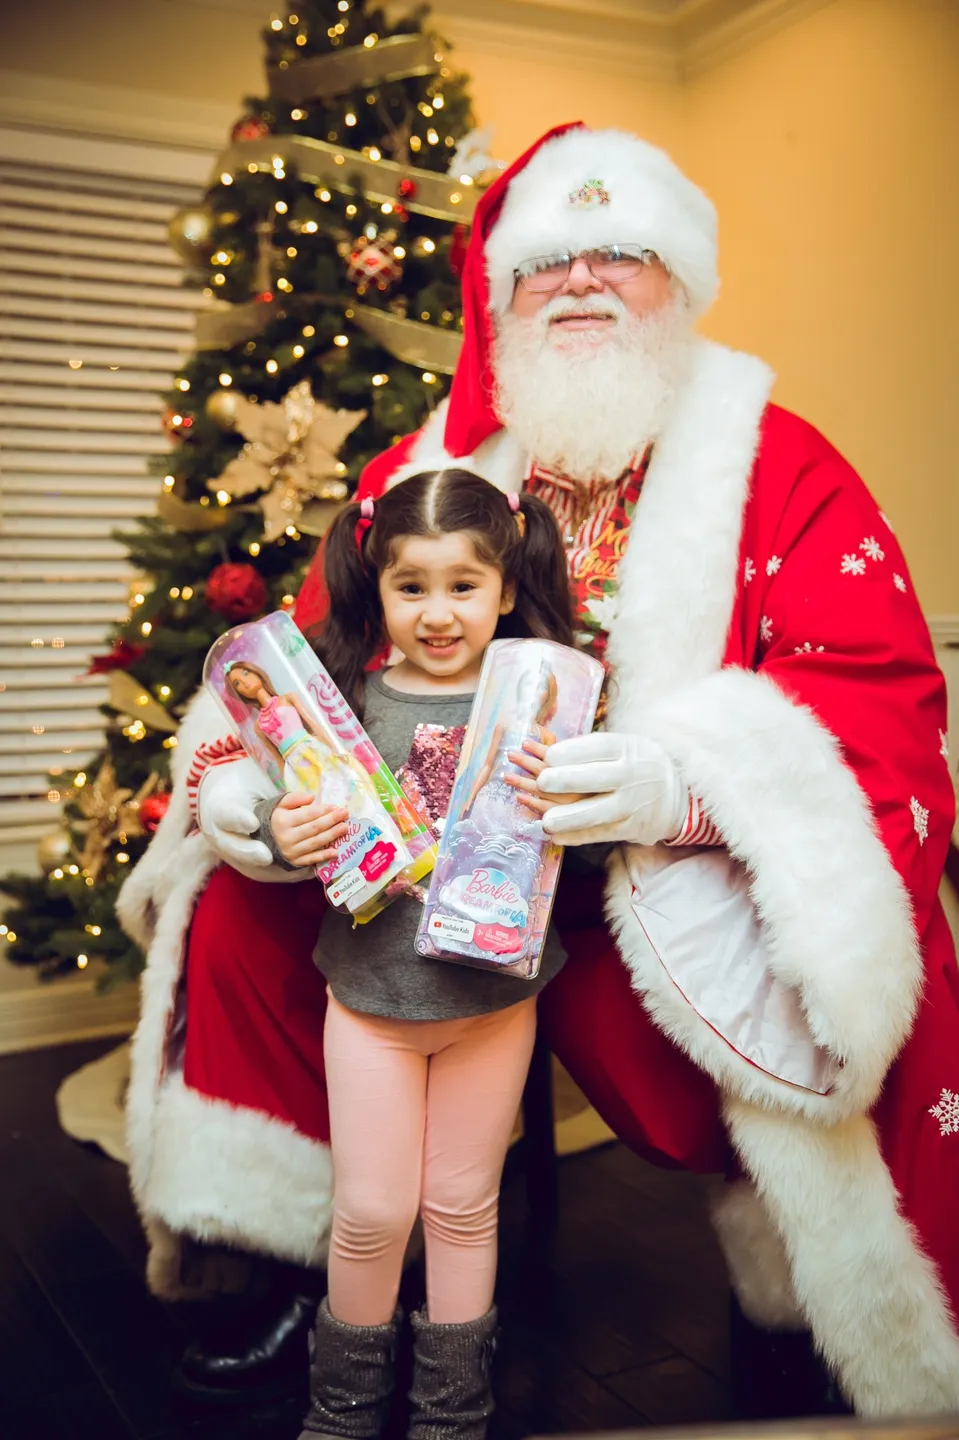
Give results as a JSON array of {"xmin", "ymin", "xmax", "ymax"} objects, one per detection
[
  {"xmin": 415, "ymin": 639, "xmax": 603, "ymax": 978},
  {"xmin": 204, "ymin": 611, "xmax": 436, "ymax": 919}
]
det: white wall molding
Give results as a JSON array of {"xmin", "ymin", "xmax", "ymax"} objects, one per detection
[
  {"xmin": 431, "ymin": 5, "xmax": 678, "ymax": 82},
  {"xmin": 0, "ymin": 964, "xmax": 138, "ymax": 1057},
  {"xmin": 678, "ymin": 0, "xmax": 834, "ymax": 77},
  {"xmin": 191, "ymin": 0, "xmax": 836, "ymax": 82},
  {"xmin": 0, "ymin": 4, "xmax": 838, "ymax": 139},
  {"xmin": 0, "ymin": 69, "xmax": 231, "ymax": 153},
  {"xmin": 929, "ymin": 616, "xmax": 959, "ymax": 647}
]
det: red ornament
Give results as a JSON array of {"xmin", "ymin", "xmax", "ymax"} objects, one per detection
[
  {"xmin": 449, "ymin": 223, "xmax": 469, "ymax": 279},
  {"xmin": 393, "ymin": 204, "xmax": 409, "ymax": 223},
  {"xmin": 86, "ymin": 639, "xmax": 146, "ymax": 676},
  {"xmin": 231, "ymin": 114, "xmax": 271, "ymax": 144},
  {"xmin": 256, "ymin": 290, "xmax": 275, "ymax": 303},
  {"xmin": 205, "ymin": 562, "xmax": 269, "ymax": 621},
  {"xmin": 397, "ymin": 178, "xmax": 418, "ymax": 200},
  {"xmin": 139, "ymin": 792, "xmax": 171, "ymax": 834}
]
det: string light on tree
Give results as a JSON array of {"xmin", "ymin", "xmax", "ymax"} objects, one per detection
[{"xmin": 0, "ymin": 0, "xmax": 481, "ymax": 983}]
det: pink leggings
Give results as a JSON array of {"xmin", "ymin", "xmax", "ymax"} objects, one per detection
[{"xmin": 324, "ymin": 991, "xmax": 537, "ymax": 1326}]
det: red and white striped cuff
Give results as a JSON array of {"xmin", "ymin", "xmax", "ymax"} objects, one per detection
[
  {"xmin": 666, "ymin": 793, "xmax": 723, "ymax": 847},
  {"xmin": 186, "ymin": 735, "xmax": 245, "ymax": 819}
]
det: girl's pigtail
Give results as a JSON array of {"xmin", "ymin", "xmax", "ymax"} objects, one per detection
[
  {"xmin": 310, "ymin": 501, "xmax": 382, "ymax": 714},
  {"xmin": 510, "ymin": 494, "xmax": 575, "ymax": 647}
]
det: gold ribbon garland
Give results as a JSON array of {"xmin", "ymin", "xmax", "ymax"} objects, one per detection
[
  {"xmin": 195, "ymin": 294, "xmax": 462, "ymax": 374},
  {"xmin": 352, "ymin": 305, "xmax": 462, "ymax": 375},
  {"xmin": 107, "ymin": 672, "xmax": 179, "ymax": 734},
  {"xmin": 194, "ymin": 297, "xmax": 282, "ymax": 352},
  {"xmin": 268, "ymin": 33, "xmax": 441, "ymax": 104},
  {"xmin": 213, "ymin": 134, "xmax": 479, "ymax": 224},
  {"xmin": 156, "ymin": 486, "xmax": 231, "ymax": 532}
]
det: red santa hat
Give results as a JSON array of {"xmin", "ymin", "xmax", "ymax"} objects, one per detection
[{"xmin": 444, "ymin": 122, "xmax": 718, "ymax": 459}]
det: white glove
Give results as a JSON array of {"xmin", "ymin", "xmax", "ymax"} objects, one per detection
[
  {"xmin": 196, "ymin": 757, "xmax": 275, "ymax": 870},
  {"xmin": 537, "ymin": 732, "xmax": 688, "ymax": 847}
]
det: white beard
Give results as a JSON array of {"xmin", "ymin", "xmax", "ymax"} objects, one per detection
[{"xmin": 493, "ymin": 294, "xmax": 693, "ymax": 482}]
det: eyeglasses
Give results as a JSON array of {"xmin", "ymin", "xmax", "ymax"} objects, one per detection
[{"xmin": 513, "ymin": 245, "xmax": 661, "ymax": 294}]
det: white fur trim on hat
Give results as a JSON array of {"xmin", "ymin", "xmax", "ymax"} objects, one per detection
[{"xmin": 485, "ymin": 128, "xmax": 718, "ymax": 316}]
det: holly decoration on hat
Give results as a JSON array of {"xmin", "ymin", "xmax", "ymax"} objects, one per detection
[
  {"xmin": 397, "ymin": 178, "xmax": 418, "ymax": 201},
  {"xmin": 346, "ymin": 232, "xmax": 404, "ymax": 295},
  {"xmin": 205, "ymin": 563, "xmax": 270, "ymax": 622}
]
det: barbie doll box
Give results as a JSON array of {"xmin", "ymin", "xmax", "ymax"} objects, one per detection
[
  {"xmin": 415, "ymin": 639, "xmax": 603, "ymax": 979},
  {"xmin": 204, "ymin": 611, "xmax": 437, "ymax": 919}
]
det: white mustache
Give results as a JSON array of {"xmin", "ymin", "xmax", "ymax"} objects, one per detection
[{"xmin": 541, "ymin": 294, "xmax": 625, "ymax": 324}]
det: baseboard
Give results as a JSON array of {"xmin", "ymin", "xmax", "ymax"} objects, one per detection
[
  {"xmin": 0, "ymin": 967, "xmax": 138, "ymax": 1057},
  {"xmin": 929, "ymin": 615, "xmax": 959, "ymax": 647}
]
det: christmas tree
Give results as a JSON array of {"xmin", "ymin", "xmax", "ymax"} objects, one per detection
[{"xmin": 0, "ymin": 0, "xmax": 495, "ymax": 983}]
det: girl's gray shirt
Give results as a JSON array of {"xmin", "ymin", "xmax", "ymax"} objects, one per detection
[{"xmin": 254, "ymin": 669, "xmax": 566, "ymax": 1021}]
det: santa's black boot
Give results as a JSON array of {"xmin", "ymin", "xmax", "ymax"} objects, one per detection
[
  {"xmin": 177, "ymin": 1258, "xmax": 324, "ymax": 1404},
  {"xmin": 729, "ymin": 1294, "xmax": 852, "ymax": 1419}
]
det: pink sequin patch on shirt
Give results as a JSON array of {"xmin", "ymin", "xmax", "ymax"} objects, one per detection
[{"xmin": 397, "ymin": 723, "xmax": 467, "ymax": 828}]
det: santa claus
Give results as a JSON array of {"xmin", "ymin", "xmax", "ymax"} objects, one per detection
[{"xmin": 119, "ymin": 123, "xmax": 959, "ymax": 1417}]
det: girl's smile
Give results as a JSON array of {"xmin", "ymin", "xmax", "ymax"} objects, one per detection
[{"xmin": 378, "ymin": 532, "xmax": 515, "ymax": 693}]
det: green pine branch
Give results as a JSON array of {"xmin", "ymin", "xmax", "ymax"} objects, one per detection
[{"xmin": 8, "ymin": 0, "xmax": 475, "ymax": 981}]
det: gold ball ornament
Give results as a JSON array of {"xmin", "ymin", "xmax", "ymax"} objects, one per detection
[
  {"xmin": 167, "ymin": 205, "xmax": 216, "ymax": 265},
  {"xmin": 37, "ymin": 828, "xmax": 74, "ymax": 875},
  {"xmin": 205, "ymin": 387, "xmax": 241, "ymax": 432}
]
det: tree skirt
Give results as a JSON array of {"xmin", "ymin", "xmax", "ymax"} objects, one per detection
[
  {"xmin": 56, "ymin": 1042, "xmax": 131, "ymax": 1163},
  {"xmin": 56, "ymin": 1044, "xmax": 613, "ymax": 1165}
]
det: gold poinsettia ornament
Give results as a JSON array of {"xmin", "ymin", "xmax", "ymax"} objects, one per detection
[
  {"xmin": 73, "ymin": 761, "xmax": 160, "ymax": 881},
  {"xmin": 209, "ymin": 380, "xmax": 364, "ymax": 541}
]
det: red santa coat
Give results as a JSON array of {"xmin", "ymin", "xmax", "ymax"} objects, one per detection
[
  {"xmin": 348, "ymin": 337, "xmax": 959, "ymax": 1411},
  {"xmin": 119, "ymin": 339, "xmax": 959, "ymax": 1414}
]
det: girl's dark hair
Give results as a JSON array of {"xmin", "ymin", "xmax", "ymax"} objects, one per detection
[{"xmin": 311, "ymin": 468, "xmax": 573, "ymax": 712}]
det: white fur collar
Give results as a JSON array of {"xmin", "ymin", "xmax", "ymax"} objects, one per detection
[{"xmin": 606, "ymin": 340, "xmax": 774, "ymax": 719}]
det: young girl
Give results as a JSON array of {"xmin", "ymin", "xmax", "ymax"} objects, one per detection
[{"xmin": 247, "ymin": 469, "xmax": 576, "ymax": 1440}]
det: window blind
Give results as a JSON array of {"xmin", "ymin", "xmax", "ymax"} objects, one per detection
[{"xmin": 0, "ymin": 128, "xmax": 207, "ymax": 843}]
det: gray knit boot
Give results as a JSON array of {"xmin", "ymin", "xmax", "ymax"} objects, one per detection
[
  {"xmin": 298, "ymin": 1298, "xmax": 401, "ymax": 1439},
  {"xmin": 407, "ymin": 1306, "xmax": 498, "ymax": 1440}
]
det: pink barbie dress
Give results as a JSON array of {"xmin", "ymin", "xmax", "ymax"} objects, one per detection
[{"xmin": 258, "ymin": 697, "xmax": 382, "ymax": 822}]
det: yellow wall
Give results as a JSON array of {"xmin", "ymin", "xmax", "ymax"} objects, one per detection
[
  {"xmin": 452, "ymin": 49, "xmax": 682, "ymax": 161},
  {"xmin": 0, "ymin": 0, "xmax": 681, "ymax": 150},
  {"xmin": 686, "ymin": 0, "xmax": 959, "ymax": 614},
  {"xmin": 0, "ymin": 0, "xmax": 264, "ymax": 107},
  {"xmin": 2, "ymin": 0, "xmax": 956, "ymax": 609}
]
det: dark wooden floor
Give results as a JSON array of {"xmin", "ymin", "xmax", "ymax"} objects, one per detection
[{"xmin": 0, "ymin": 1038, "xmax": 732, "ymax": 1440}]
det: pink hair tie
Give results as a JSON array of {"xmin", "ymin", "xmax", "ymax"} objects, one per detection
[
  {"xmin": 506, "ymin": 491, "xmax": 526, "ymax": 539},
  {"xmin": 355, "ymin": 495, "xmax": 375, "ymax": 553}
]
